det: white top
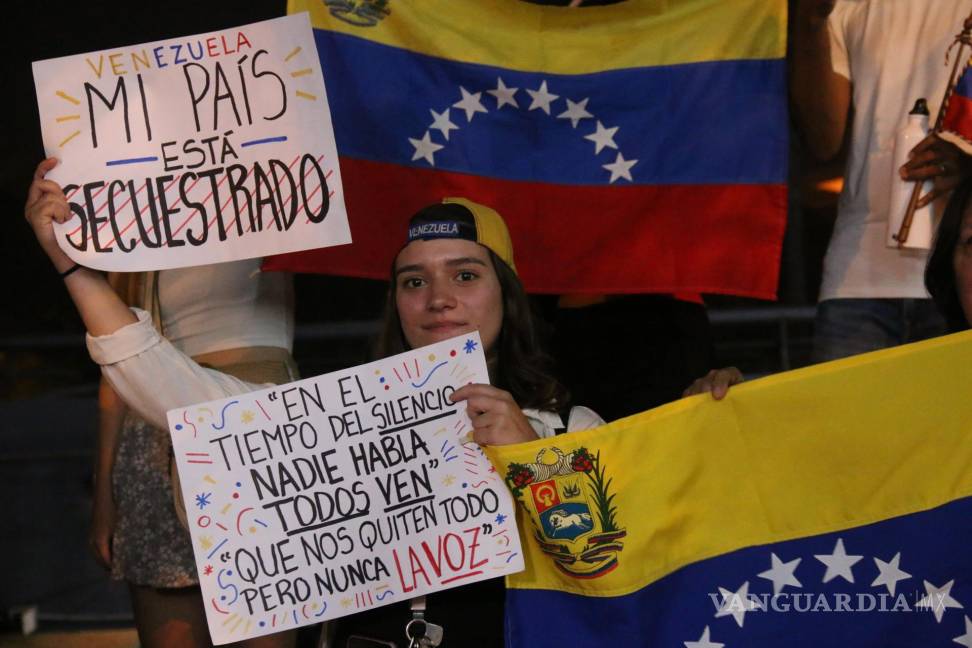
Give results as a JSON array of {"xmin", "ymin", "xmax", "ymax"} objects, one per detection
[
  {"xmin": 820, "ymin": 0, "xmax": 972, "ymax": 300},
  {"xmin": 159, "ymin": 259, "xmax": 294, "ymax": 356},
  {"xmin": 88, "ymin": 309, "xmax": 604, "ymax": 436},
  {"xmin": 523, "ymin": 405, "xmax": 605, "ymax": 439}
]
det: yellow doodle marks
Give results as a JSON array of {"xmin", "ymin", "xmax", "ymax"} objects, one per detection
[
  {"xmin": 284, "ymin": 45, "xmax": 317, "ymax": 100},
  {"xmin": 219, "ymin": 612, "xmax": 245, "ymax": 635},
  {"xmin": 336, "ymin": 587, "xmax": 389, "ymax": 611},
  {"xmin": 56, "ymin": 90, "xmax": 80, "ymax": 105},
  {"xmin": 285, "ymin": 46, "xmax": 302, "ymax": 62},
  {"xmin": 54, "ymin": 90, "xmax": 83, "ymax": 147}
]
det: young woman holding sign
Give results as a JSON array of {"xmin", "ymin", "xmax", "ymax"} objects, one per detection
[{"xmin": 25, "ymin": 158, "xmax": 740, "ymax": 647}]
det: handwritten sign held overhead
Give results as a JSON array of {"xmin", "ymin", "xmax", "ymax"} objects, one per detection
[
  {"xmin": 32, "ymin": 13, "xmax": 351, "ymax": 271},
  {"xmin": 167, "ymin": 333, "xmax": 524, "ymax": 644}
]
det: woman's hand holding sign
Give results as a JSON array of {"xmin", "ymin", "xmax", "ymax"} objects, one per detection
[
  {"xmin": 451, "ymin": 384, "xmax": 539, "ymax": 446},
  {"xmin": 24, "ymin": 158, "xmax": 74, "ymax": 272},
  {"xmin": 25, "ymin": 158, "xmax": 136, "ymax": 336}
]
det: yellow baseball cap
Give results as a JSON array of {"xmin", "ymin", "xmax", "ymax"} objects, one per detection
[{"xmin": 405, "ymin": 197, "xmax": 517, "ymax": 273}]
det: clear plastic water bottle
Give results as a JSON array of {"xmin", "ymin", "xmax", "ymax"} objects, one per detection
[{"xmin": 887, "ymin": 98, "xmax": 934, "ymax": 249}]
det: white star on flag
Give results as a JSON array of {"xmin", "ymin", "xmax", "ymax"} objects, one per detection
[
  {"xmin": 557, "ymin": 97, "xmax": 592, "ymax": 128},
  {"xmin": 953, "ymin": 615, "xmax": 972, "ymax": 648},
  {"xmin": 814, "ymin": 538, "xmax": 863, "ymax": 584},
  {"xmin": 408, "ymin": 131, "xmax": 443, "ymax": 166},
  {"xmin": 916, "ymin": 579, "xmax": 964, "ymax": 623},
  {"xmin": 584, "ymin": 120, "xmax": 619, "ymax": 154},
  {"xmin": 603, "ymin": 152, "xmax": 637, "ymax": 183},
  {"xmin": 714, "ymin": 581, "xmax": 761, "ymax": 628},
  {"xmin": 526, "ymin": 80, "xmax": 559, "ymax": 115},
  {"xmin": 683, "ymin": 626, "xmax": 724, "ymax": 648},
  {"xmin": 758, "ymin": 553, "xmax": 803, "ymax": 596},
  {"xmin": 488, "ymin": 77, "xmax": 519, "ymax": 109},
  {"xmin": 453, "ymin": 86, "xmax": 488, "ymax": 123},
  {"xmin": 870, "ymin": 553, "xmax": 911, "ymax": 596},
  {"xmin": 428, "ymin": 108, "xmax": 458, "ymax": 141}
]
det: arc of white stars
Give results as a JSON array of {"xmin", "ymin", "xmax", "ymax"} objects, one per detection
[
  {"xmin": 870, "ymin": 552, "xmax": 911, "ymax": 596},
  {"xmin": 683, "ymin": 625, "xmax": 724, "ymax": 648},
  {"xmin": 557, "ymin": 97, "xmax": 592, "ymax": 129},
  {"xmin": 814, "ymin": 538, "xmax": 863, "ymax": 584},
  {"xmin": 714, "ymin": 581, "xmax": 761, "ymax": 628},
  {"xmin": 415, "ymin": 82, "xmax": 638, "ymax": 185},
  {"xmin": 526, "ymin": 80, "xmax": 559, "ymax": 115},
  {"xmin": 428, "ymin": 108, "xmax": 458, "ymax": 141},
  {"xmin": 487, "ymin": 77, "xmax": 519, "ymax": 109},
  {"xmin": 687, "ymin": 545, "xmax": 969, "ymax": 645},
  {"xmin": 758, "ymin": 552, "xmax": 803, "ymax": 596},
  {"xmin": 603, "ymin": 152, "xmax": 638, "ymax": 183},
  {"xmin": 453, "ymin": 86, "xmax": 488, "ymax": 123},
  {"xmin": 584, "ymin": 120, "xmax": 619, "ymax": 154},
  {"xmin": 917, "ymin": 579, "xmax": 963, "ymax": 624},
  {"xmin": 408, "ymin": 131, "xmax": 443, "ymax": 166}
]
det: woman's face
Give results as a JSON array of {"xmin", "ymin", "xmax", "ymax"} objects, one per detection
[
  {"xmin": 955, "ymin": 202, "xmax": 972, "ymax": 326},
  {"xmin": 394, "ymin": 238, "xmax": 504, "ymax": 351}
]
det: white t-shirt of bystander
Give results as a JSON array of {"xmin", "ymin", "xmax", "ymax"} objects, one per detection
[{"xmin": 820, "ymin": 0, "xmax": 972, "ymax": 301}]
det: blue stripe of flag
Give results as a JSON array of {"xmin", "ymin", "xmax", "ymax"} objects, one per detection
[
  {"xmin": 314, "ymin": 30, "xmax": 787, "ymax": 186},
  {"xmin": 506, "ymin": 496, "xmax": 972, "ymax": 647}
]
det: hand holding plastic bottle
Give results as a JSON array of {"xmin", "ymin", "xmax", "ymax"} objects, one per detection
[{"xmin": 899, "ymin": 133, "xmax": 971, "ymax": 208}]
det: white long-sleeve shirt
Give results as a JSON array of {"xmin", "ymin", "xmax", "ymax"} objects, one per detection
[{"xmin": 87, "ymin": 308, "xmax": 604, "ymax": 435}]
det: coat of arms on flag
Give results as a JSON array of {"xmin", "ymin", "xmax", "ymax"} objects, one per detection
[{"xmin": 505, "ymin": 446, "xmax": 625, "ymax": 579}]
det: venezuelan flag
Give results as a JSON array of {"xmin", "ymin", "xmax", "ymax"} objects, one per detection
[
  {"xmin": 486, "ymin": 332, "xmax": 972, "ymax": 647},
  {"xmin": 268, "ymin": 0, "xmax": 788, "ymax": 299},
  {"xmin": 941, "ymin": 58, "xmax": 972, "ymax": 156}
]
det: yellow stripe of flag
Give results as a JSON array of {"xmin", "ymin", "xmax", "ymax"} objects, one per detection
[
  {"xmin": 486, "ymin": 330, "xmax": 972, "ymax": 597},
  {"xmin": 289, "ymin": 0, "xmax": 786, "ymax": 75}
]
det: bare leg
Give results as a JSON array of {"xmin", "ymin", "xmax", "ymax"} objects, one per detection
[
  {"xmin": 129, "ymin": 583, "xmax": 299, "ymax": 648},
  {"xmin": 129, "ymin": 584, "xmax": 211, "ymax": 648}
]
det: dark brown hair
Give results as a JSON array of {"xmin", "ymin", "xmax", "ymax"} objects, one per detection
[
  {"xmin": 926, "ymin": 176, "xmax": 972, "ymax": 332},
  {"xmin": 373, "ymin": 247, "xmax": 569, "ymax": 411}
]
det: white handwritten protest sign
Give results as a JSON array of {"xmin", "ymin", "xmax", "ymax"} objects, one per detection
[
  {"xmin": 32, "ymin": 13, "xmax": 350, "ymax": 272},
  {"xmin": 167, "ymin": 332, "xmax": 523, "ymax": 644}
]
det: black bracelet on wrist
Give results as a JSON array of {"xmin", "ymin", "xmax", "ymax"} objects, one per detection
[{"xmin": 59, "ymin": 263, "xmax": 83, "ymax": 278}]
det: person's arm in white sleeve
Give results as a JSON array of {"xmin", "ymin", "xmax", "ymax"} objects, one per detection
[
  {"xmin": 25, "ymin": 158, "xmax": 268, "ymax": 429},
  {"xmin": 87, "ymin": 309, "xmax": 267, "ymax": 430}
]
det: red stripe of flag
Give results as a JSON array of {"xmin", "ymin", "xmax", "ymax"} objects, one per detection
[
  {"xmin": 943, "ymin": 91, "xmax": 972, "ymax": 144},
  {"xmin": 265, "ymin": 157, "xmax": 786, "ymax": 299}
]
